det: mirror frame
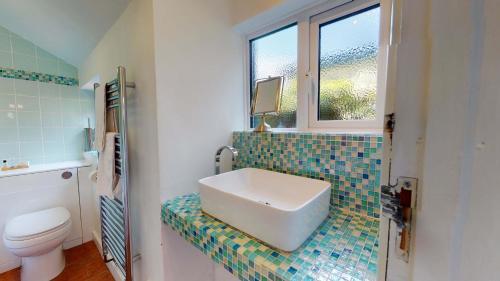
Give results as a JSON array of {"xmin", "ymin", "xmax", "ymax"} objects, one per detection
[{"xmin": 250, "ymin": 76, "xmax": 284, "ymax": 116}]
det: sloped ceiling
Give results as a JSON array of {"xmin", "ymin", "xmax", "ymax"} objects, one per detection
[{"xmin": 0, "ymin": 0, "xmax": 130, "ymax": 67}]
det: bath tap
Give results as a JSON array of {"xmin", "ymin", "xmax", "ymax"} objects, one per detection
[{"xmin": 215, "ymin": 146, "xmax": 238, "ymax": 175}]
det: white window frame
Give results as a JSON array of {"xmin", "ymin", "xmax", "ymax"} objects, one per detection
[{"xmin": 244, "ymin": 0, "xmax": 388, "ymax": 133}]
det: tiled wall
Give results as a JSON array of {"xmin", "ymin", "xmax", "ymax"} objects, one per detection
[
  {"xmin": 0, "ymin": 25, "xmax": 94, "ymax": 165},
  {"xmin": 232, "ymin": 132, "xmax": 382, "ymax": 218},
  {"xmin": 0, "ymin": 26, "xmax": 77, "ymax": 79}
]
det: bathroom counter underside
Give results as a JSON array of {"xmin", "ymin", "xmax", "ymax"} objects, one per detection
[{"xmin": 161, "ymin": 193, "xmax": 379, "ymax": 281}]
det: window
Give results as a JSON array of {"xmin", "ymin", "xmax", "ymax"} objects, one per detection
[
  {"xmin": 247, "ymin": 1, "xmax": 385, "ymax": 131},
  {"xmin": 318, "ymin": 6, "xmax": 380, "ymax": 121},
  {"xmin": 250, "ymin": 24, "xmax": 298, "ymax": 129}
]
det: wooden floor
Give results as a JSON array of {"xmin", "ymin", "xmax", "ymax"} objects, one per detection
[{"xmin": 0, "ymin": 241, "xmax": 114, "ymax": 281}]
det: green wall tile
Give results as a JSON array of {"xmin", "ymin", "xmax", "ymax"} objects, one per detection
[
  {"xmin": 19, "ymin": 141, "xmax": 43, "ymax": 158},
  {"xmin": 0, "ymin": 111, "xmax": 16, "ymax": 127},
  {"xmin": 38, "ymin": 58, "xmax": 59, "ymax": 76},
  {"xmin": 0, "ymin": 34, "xmax": 8, "ymax": 51},
  {"xmin": 39, "ymin": 83, "xmax": 59, "ymax": 98},
  {"xmin": 17, "ymin": 111, "xmax": 41, "ymax": 127},
  {"xmin": 0, "ymin": 127, "xmax": 17, "ymax": 143},
  {"xmin": 40, "ymin": 97, "xmax": 61, "ymax": 113},
  {"xmin": 0, "ymin": 94, "xmax": 15, "ymax": 110},
  {"xmin": 0, "ymin": 142, "xmax": 19, "ymax": 159},
  {"xmin": 13, "ymin": 53, "xmax": 37, "ymax": 72},
  {"xmin": 0, "ymin": 77, "xmax": 14, "ymax": 95},
  {"xmin": 11, "ymin": 36, "xmax": 36, "ymax": 56},
  {"xmin": 0, "ymin": 24, "xmax": 87, "ymax": 164},
  {"xmin": 41, "ymin": 112, "xmax": 62, "ymax": 127},
  {"xmin": 15, "ymin": 79, "xmax": 39, "ymax": 96},
  {"xmin": 0, "ymin": 51, "xmax": 12, "ymax": 68},
  {"xmin": 16, "ymin": 95, "xmax": 39, "ymax": 111},
  {"xmin": 19, "ymin": 127, "xmax": 42, "ymax": 142}
]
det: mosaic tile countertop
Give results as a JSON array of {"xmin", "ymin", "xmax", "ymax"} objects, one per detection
[{"xmin": 162, "ymin": 193, "xmax": 379, "ymax": 281}]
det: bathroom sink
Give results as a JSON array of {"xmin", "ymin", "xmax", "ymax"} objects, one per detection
[{"xmin": 199, "ymin": 168, "xmax": 331, "ymax": 251}]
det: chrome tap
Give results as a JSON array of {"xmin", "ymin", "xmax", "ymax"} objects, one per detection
[{"xmin": 215, "ymin": 146, "xmax": 238, "ymax": 175}]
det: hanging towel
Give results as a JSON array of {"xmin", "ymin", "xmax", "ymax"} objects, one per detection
[
  {"xmin": 96, "ymin": 132, "xmax": 119, "ymax": 199},
  {"xmin": 106, "ymin": 107, "xmax": 119, "ymax": 133},
  {"xmin": 113, "ymin": 178, "xmax": 123, "ymax": 201},
  {"xmin": 95, "ymin": 84, "xmax": 107, "ymax": 153}
]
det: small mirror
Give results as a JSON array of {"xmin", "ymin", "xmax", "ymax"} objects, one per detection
[{"xmin": 251, "ymin": 76, "xmax": 284, "ymax": 132}]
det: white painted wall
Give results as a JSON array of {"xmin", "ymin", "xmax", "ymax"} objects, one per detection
[
  {"xmin": 152, "ymin": 0, "xmax": 246, "ymax": 280},
  {"xmin": 79, "ymin": 0, "xmax": 163, "ymax": 280},
  {"xmin": 153, "ymin": 0, "xmax": 245, "ymax": 201},
  {"xmin": 230, "ymin": 0, "xmax": 283, "ymax": 25}
]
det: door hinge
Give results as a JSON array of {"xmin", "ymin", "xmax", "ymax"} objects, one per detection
[
  {"xmin": 384, "ymin": 113, "xmax": 396, "ymax": 144},
  {"xmin": 384, "ymin": 113, "xmax": 396, "ymax": 133},
  {"xmin": 382, "ymin": 176, "xmax": 417, "ymax": 262}
]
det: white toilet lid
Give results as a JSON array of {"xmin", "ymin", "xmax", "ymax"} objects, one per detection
[{"xmin": 4, "ymin": 207, "xmax": 71, "ymax": 240}]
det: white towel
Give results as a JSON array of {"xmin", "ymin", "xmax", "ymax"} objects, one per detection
[
  {"xmin": 96, "ymin": 132, "xmax": 119, "ymax": 199},
  {"xmin": 95, "ymin": 84, "xmax": 106, "ymax": 153},
  {"xmin": 113, "ymin": 178, "xmax": 123, "ymax": 201}
]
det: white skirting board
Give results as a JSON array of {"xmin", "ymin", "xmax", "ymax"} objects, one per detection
[
  {"xmin": 93, "ymin": 230, "xmax": 125, "ymax": 281},
  {"xmin": 0, "ymin": 258, "xmax": 20, "ymax": 274},
  {"xmin": 63, "ymin": 237, "xmax": 84, "ymax": 250}
]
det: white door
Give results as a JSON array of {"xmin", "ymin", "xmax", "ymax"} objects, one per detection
[
  {"xmin": 376, "ymin": 0, "xmax": 429, "ymax": 280},
  {"xmin": 376, "ymin": 0, "xmax": 500, "ymax": 280}
]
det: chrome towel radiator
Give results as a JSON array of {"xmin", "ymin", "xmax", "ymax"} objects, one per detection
[{"xmin": 99, "ymin": 66, "xmax": 135, "ymax": 281}]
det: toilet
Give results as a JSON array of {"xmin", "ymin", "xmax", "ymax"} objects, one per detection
[{"xmin": 3, "ymin": 207, "xmax": 72, "ymax": 281}]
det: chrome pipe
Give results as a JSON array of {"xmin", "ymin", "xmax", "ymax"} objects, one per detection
[
  {"xmin": 118, "ymin": 66, "xmax": 133, "ymax": 281},
  {"xmin": 215, "ymin": 146, "xmax": 238, "ymax": 175}
]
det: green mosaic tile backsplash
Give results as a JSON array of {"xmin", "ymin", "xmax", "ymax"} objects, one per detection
[{"xmin": 232, "ymin": 132, "xmax": 382, "ymax": 218}]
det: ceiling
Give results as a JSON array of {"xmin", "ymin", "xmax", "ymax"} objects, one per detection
[{"xmin": 0, "ymin": 0, "xmax": 130, "ymax": 67}]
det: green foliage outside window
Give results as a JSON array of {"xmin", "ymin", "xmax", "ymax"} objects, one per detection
[{"xmin": 319, "ymin": 79, "xmax": 376, "ymax": 121}]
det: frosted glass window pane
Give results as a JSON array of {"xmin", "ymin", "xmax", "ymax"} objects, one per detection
[
  {"xmin": 250, "ymin": 25, "xmax": 297, "ymax": 128},
  {"xmin": 319, "ymin": 6, "xmax": 380, "ymax": 121}
]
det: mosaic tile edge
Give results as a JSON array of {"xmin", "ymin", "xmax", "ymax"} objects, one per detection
[
  {"xmin": 0, "ymin": 66, "xmax": 78, "ymax": 86},
  {"xmin": 162, "ymin": 193, "xmax": 379, "ymax": 281}
]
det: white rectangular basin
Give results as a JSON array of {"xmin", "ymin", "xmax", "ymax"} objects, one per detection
[{"xmin": 199, "ymin": 168, "xmax": 331, "ymax": 251}]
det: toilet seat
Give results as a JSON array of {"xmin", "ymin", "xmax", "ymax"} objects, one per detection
[
  {"xmin": 3, "ymin": 207, "xmax": 72, "ymax": 281},
  {"xmin": 3, "ymin": 207, "xmax": 72, "ymax": 249}
]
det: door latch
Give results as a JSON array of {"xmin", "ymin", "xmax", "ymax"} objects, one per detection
[{"xmin": 382, "ymin": 177, "xmax": 417, "ymax": 262}]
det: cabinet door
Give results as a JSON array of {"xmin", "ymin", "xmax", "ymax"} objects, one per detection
[{"xmin": 78, "ymin": 165, "xmax": 99, "ymax": 243}]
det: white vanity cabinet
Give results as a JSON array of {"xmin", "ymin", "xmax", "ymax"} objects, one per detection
[{"xmin": 0, "ymin": 161, "xmax": 94, "ymax": 273}]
